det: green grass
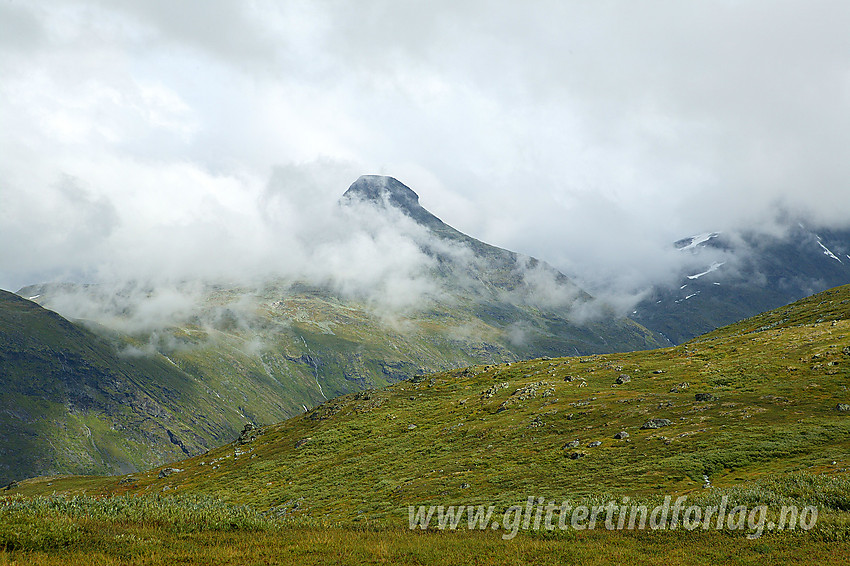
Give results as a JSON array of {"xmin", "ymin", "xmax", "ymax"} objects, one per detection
[
  {"xmin": 2, "ymin": 477, "xmax": 850, "ymax": 564},
  {"xmin": 5, "ymin": 284, "xmax": 850, "ymax": 563}
]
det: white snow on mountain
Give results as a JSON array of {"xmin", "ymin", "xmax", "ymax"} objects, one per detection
[
  {"xmin": 687, "ymin": 261, "xmax": 726, "ymax": 280},
  {"xmin": 679, "ymin": 232, "xmax": 720, "ymax": 251},
  {"xmin": 817, "ymin": 239, "xmax": 843, "ymax": 263}
]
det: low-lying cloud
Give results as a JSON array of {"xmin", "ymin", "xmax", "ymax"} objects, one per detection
[{"xmin": 2, "ymin": 1, "xmax": 850, "ymax": 327}]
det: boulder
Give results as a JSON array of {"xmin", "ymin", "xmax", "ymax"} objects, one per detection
[
  {"xmin": 836, "ymin": 403, "xmax": 850, "ymax": 412},
  {"xmin": 567, "ymin": 452, "xmax": 585, "ymax": 460},
  {"xmin": 616, "ymin": 374, "xmax": 631, "ymax": 385},
  {"xmin": 564, "ymin": 439, "xmax": 581, "ymax": 449},
  {"xmin": 614, "ymin": 431, "xmax": 629, "ymax": 439},
  {"xmin": 158, "ymin": 467, "xmax": 182, "ymax": 479},
  {"xmin": 237, "ymin": 423, "xmax": 261, "ymax": 445},
  {"xmin": 695, "ymin": 393, "xmax": 716, "ymax": 402},
  {"xmin": 640, "ymin": 418, "xmax": 671, "ymax": 430},
  {"xmin": 587, "ymin": 440, "xmax": 602, "ymax": 448}
]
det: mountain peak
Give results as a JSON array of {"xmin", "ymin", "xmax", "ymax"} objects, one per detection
[
  {"xmin": 342, "ymin": 175, "xmax": 439, "ymax": 227},
  {"xmin": 343, "ymin": 175, "xmax": 420, "ymax": 208}
]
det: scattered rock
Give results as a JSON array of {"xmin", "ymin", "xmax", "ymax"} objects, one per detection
[
  {"xmin": 237, "ymin": 423, "xmax": 261, "ymax": 445},
  {"xmin": 843, "ymin": 346, "xmax": 850, "ymax": 356},
  {"xmin": 669, "ymin": 382, "xmax": 690, "ymax": 393},
  {"xmin": 640, "ymin": 418, "xmax": 672, "ymax": 430},
  {"xmin": 528, "ymin": 416, "xmax": 545, "ymax": 428},
  {"xmin": 564, "ymin": 439, "xmax": 581, "ymax": 449},
  {"xmin": 460, "ymin": 483, "xmax": 470, "ymax": 489},
  {"xmin": 118, "ymin": 477, "xmax": 136, "ymax": 485},
  {"xmin": 652, "ymin": 370, "xmax": 665, "ymax": 374},
  {"xmin": 481, "ymin": 382, "xmax": 509, "ymax": 399},
  {"xmin": 615, "ymin": 374, "xmax": 631, "ymax": 385},
  {"xmin": 407, "ymin": 424, "xmax": 418, "ymax": 430},
  {"xmin": 158, "ymin": 468, "xmax": 182, "ymax": 479},
  {"xmin": 512, "ymin": 382, "xmax": 553, "ymax": 401},
  {"xmin": 307, "ymin": 403, "xmax": 341, "ymax": 421},
  {"xmin": 563, "ymin": 375, "xmax": 575, "ymax": 382},
  {"xmin": 836, "ymin": 404, "xmax": 850, "ymax": 412},
  {"xmin": 295, "ymin": 437, "xmax": 311, "ymax": 448},
  {"xmin": 567, "ymin": 452, "xmax": 585, "ymax": 460},
  {"xmin": 614, "ymin": 431, "xmax": 629, "ymax": 439},
  {"xmin": 587, "ymin": 440, "xmax": 602, "ymax": 448},
  {"xmin": 695, "ymin": 393, "xmax": 716, "ymax": 402}
]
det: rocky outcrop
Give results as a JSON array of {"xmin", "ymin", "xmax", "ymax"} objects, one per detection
[{"xmin": 641, "ymin": 418, "xmax": 671, "ymax": 430}]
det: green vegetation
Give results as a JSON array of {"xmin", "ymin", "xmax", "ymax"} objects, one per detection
[
  {"xmin": 4, "ymin": 270, "xmax": 664, "ymax": 484},
  {"xmin": 4, "ymin": 284, "xmax": 850, "ymax": 563},
  {"xmin": 2, "ymin": 477, "xmax": 850, "ymax": 564}
]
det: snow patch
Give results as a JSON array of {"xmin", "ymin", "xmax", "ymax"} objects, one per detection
[
  {"xmin": 817, "ymin": 239, "xmax": 843, "ymax": 263},
  {"xmin": 27, "ymin": 294, "xmax": 41, "ymax": 300},
  {"xmin": 687, "ymin": 261, "xmax": 726, "ymax": 280},
  {"xmin": 679, "ymin": 232, "xmax": 720, "ymax": 251}
]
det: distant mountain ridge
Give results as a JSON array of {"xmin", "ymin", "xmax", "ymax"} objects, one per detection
[{"xmin": 633, "ymin": 223, "xmax": 850, "ymax": 343}]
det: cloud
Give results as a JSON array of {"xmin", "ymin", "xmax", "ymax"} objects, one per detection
[{"xmin": 2, "ymin": 0, "xmax": 850, "ymax": 309}]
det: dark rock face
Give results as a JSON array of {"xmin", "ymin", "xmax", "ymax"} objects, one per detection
[
  {"xmin": 641, "ymin": 418, "xmax": 672, "ymax": 430},
  {"xmin": 342, "ymin": 175, "xmax": 439, "ymax": 228},
  {"xmin": 633, "ymin": 225, "xmax": 850, "ymax": 344}
]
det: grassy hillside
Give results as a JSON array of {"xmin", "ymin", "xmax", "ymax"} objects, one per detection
[
  {"xmin": 3, "ymin": 271, "xmax": 663, "ymax": 486},
  {"xmin": 0, "ymin": 290, "xmax": 306, "ymax": 485},
  {"xmin": 14, "ymin": 285, "xmax": 850, "ymax": 520},
  {"xmin": 4, "ymin": 284, "xmax": 850, "ymax": 563}
]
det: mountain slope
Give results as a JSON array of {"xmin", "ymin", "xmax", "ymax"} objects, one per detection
[
  {"xmin": 4, "ymin": 176, "xmax": 664, "ymax": 483},
  {"xmin": 0, "ymin": 290, "xmax": 250, "ymax": 485},
  {"xmin": 633, "ymin": 225, "xmax": 850, "ymax": 343},
  {"xmin": 19, "ymin": 284, "xmax": 850, "ymax": 523}
]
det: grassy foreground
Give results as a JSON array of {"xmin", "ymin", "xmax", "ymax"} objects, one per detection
[
  {"xmin": 1, "ymin": 483, "xmax": 849, "ymax": 565},
  {"xmin": 2, "ymin": 530, "xmax": 849, "ymax": 566}
]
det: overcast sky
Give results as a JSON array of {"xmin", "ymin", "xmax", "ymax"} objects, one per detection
[{"xmin": 2, "ymin": 0, "xmax": 849, "ymax": 297}]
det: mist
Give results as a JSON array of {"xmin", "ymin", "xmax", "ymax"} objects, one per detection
[{"xmin": 2, "ymin": 1, "xmax": 849, "ymax": 322}]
